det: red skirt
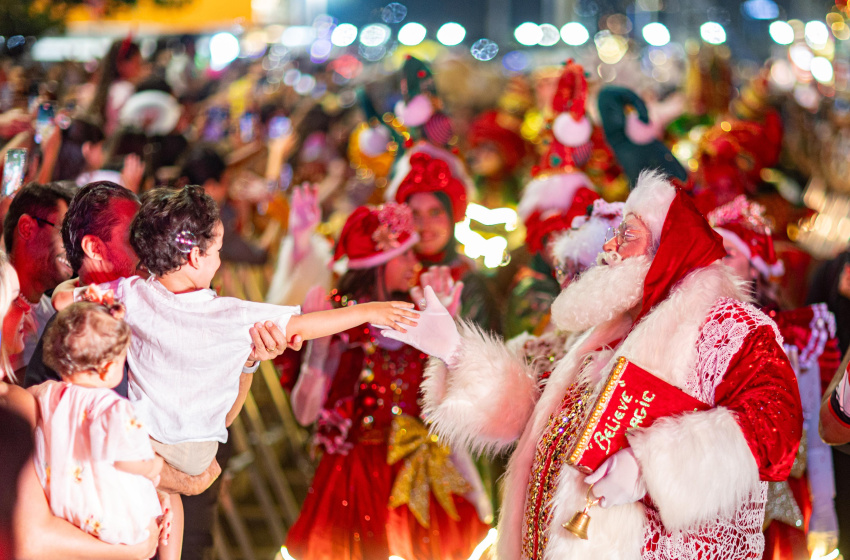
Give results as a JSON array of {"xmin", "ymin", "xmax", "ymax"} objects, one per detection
[
  {"xmin": 285, "ymin": 439, "xmax": 491, "ymax": 560},
  {"xmin": 762, "ymin": 476, "xmax": 812, "ymax": 560}
]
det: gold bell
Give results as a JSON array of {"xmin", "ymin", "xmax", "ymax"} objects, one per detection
[{"xmin": 563, "ymin": 485, "xmax": 600, "ymax": 540}]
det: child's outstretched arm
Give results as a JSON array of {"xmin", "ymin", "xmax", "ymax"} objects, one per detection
[
  {"xmin": 51, "ymin": 278, "xmax": 80, "ymax": 311},
  {"xmin": 286, "ymin": 301, "xmax": 418, "ymax": 342}
]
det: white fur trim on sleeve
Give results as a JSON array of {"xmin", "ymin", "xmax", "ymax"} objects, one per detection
[
  {"xmin": 627, "ymin": 407, "xmax": 760, "ymax": 531},
  {"xmin": 622, "ymin": 169, "xmax": 676, "ymax": 244},
  {"xmin": 421, "ymin": 320, "xmax": 539, "ymax": 455}
]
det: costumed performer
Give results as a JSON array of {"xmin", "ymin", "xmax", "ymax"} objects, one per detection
[
  {"xmin": 383, "ymin": 170, "xmax": 803, "ymax": 560},
  {"xmin": 283, "ymin": 202, "xmax": 491, "ymax": 560},
  {"xmin": 708, "ymin": 195, "xmax": 840, "ymax": 560}
]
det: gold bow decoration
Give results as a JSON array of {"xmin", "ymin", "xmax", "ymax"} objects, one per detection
[{"xmin": 387, "ymin": 414, "xmax": 471, "ymax": 528}]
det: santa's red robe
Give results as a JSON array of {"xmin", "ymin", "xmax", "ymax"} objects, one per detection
[{"xmin": 422, "ymin": 262, "xmax": 802, "ymax": 560}]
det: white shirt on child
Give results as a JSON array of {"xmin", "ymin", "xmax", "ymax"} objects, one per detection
[{"xmin": 77, "ymin": 276, "xmax": 300, "ymax": 445}]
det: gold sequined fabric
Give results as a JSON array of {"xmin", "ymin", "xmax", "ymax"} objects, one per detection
[
  {"xmin": 763, "ymin": 429, "xmax": 807, "ymax": 530},
  {"xmin": 522, "ymin": 385, "xmax": 591, "ymax": 560},
  {"xmin": 763, "ymin": 480, "xmax": 804, "ymax": 530},
  {"xmin": 386, "ymin": 414, "xmax": 471, "ymax": 528}
]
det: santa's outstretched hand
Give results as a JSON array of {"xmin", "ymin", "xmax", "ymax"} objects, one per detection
[
  {"xmin": 381, "ymin": 286, "xmax": 460, "ymax": 364},
  {"xmin": 584, "ymin": 448, "xmax": 646, "ymax": 508}
]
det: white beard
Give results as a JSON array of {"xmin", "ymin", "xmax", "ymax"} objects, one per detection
[{"xmin": 551, "ymin": 253, "xmax": 651, "ymax": 333}]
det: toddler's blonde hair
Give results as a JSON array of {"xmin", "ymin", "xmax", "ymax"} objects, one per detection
[{"xmin": 43, "ymin": 302, "xmax": 130, "ymax": 377}]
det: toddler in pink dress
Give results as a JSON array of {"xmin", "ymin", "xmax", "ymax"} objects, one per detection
[{"xmin": 31, "ymin": 301, "xmax": 163, "ymax": 546}]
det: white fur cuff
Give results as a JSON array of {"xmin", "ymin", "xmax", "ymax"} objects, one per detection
[
  {"xmin": 421, "ymin": 321, "xmax": 539, "ymax": 455},
  {"xmin": 628, "ymin": 407, "xmax": 760, "ymax": 531}
]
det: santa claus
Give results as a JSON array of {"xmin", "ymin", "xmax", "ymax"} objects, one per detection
[{"xmin": 383, "ymin": 170, "xmax": 802, "ymax": 559}]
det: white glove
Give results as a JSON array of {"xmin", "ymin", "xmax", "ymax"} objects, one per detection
[
  {"xmin": 380, "ymin": 286, "xmax": 461, "ymax": 364},
  {"xmin": 584, "ymin": 448, "xmax": 646, "ymax": 508}
]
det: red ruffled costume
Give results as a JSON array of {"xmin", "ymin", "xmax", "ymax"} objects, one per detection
[{"xmin": 284, "ymin": 324, "xmax": 490, "ymax": 560}]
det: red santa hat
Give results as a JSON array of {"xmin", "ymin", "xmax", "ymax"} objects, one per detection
[
  {"xmin": 334, "ymin": 203, "xmax": 420, "ymax": 270},
  {"xmin": 522, "ymin": 186, "xmax": 600, "ymax": 254},
  {"xmin": 550, "ymin": 199, "xmax": 625, "ymax": 274},
  {"xmin": 468, "ymin": 110, "xmax": 529, "ymax": 174},
  {"xmin": 391, "ymin": 149, "xmax": 470, "ymax": 223},
  {"xmin": 629, "ymin": 171, "xmax": 727, "ymax": 325},
  {"xmin": 622, "ymin": 169, "xmax": 677, "ymax": 244},
  {"xmin": 706, "ymin": 195, "xmax": 784, "ymax": 278},
  {"xmin": 518, "ymin": 59, "xmax": 596, "ymax": 222}
]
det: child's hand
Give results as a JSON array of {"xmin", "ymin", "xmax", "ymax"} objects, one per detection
[
  {"xmin": 147, "ymin": 455, "xmax": 164, "ymax": 485},
  {"xmin": 80, "ymin": 284, "xmax": 115, "ymax": 306},
  {"xmin": 365, "ymin": 301, "xmax": 419, "ymax": 334}
]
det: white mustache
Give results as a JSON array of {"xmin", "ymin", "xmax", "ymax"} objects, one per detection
[{"xmin": 596, "ymin": 250, "xmax": 623, "ymax": 266}]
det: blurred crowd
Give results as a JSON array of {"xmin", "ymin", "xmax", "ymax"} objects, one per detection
[{"xmin": 0, "ymin": 30, "xmax": 850, "ymax": 560}]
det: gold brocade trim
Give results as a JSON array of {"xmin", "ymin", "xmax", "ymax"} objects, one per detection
[
  {"xmin": 522, "ymin": 385, "xmax": 591, "ymax": 560},
  {"xmin": 566, "ymin": 356, "xmax": 628, "ymax": 468},
  {"xmin": 386, "ymin": 414, "xmax": 471, "ymax": 528}
]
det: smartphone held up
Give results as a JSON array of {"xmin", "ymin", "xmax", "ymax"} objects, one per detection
[{"xmin": 2, "ymin": 148, "xmax": 27, "ymax": 197}]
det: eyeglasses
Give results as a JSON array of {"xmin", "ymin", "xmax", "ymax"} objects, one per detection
[
  {"xmin": 604, "ymin": 222, "xmax": 645, "ymax": 246},
  {"xmin": 31, "ymin": 216, "xmax": 59, "ymax": 230}
]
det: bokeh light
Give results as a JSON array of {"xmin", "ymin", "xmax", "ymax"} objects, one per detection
[
  {"xmin": 209, "ymin": 32, "xmax": 240, "ymax": 71},
  {"xmin": 642, "ymin": 22, "xmax": 670, "ymax": 46},
  {"xmin": 398, "ymin": 22, "xmax": 426, "ymax": 46},
  {"xmin": 700, "ymin": 22, "xmax": 727, "ymax": 45},
  {"xmin": 805, "ymin": 20, "xmax": 829, "ymax": 49},
  {"xmin": 538, "ymin": 24, "xmax": 560, "ymax": 46},
  {"xmin": 768, "ymin": 21, "xmax": 794, "ymax": 45},
  {"xmin": 811, "ymin": 56, "xmax": 834, "ymax": 83},
  {"xmin": 437, "ymin": 22, "xmax": 466, "ymax": 46},
  {"xmin": 560, "ymin": 22, "xmax": 590, "ymax": 46},
  {"xmin": 331, "ymin": 24, "xmax": 358, "ymax": 47},
  {"xmin": 360, "ymin": 24, "xmax": 391, "ymax": 47},
  {"xmin": 471, "ymin": 38, "xmax": 499, "ymax": 61},
  {"xmin": 514, "ymin": 22, "xmax": 542, "ymax": 46}
]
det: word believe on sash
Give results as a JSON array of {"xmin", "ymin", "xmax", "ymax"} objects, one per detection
[{"xmin": 566, "ymin": 357, "xmax": 710, "ymax": 474}]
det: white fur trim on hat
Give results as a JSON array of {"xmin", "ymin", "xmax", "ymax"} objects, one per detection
[
  {"xmin": 517, "ymin": 171, "xmax": 593, "ymax": 221},
  {"xmin": 714, "ymin": 227, "xmax": 785, "ymax": 278},
  {"xmin": 552, "ymin": 113, "xmax": 593, "ymax": 147},
  {"xmin": 385, "ymin": 141, "xmax": 474, "ymax": 203},
  {"xmin": 622, "ymin": 169, "xmax": 676, "ymax": 243},
  {"xmin": 395, "ymin": 93, "xmax": 434, "ymax": 127}
]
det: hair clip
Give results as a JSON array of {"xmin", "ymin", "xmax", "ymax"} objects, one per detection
[{"xmin": 174, "ymin": 230, "xmax": 197, "ymax": 254}]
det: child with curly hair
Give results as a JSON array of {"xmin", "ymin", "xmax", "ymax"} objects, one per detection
[
  {"xmin": 32, "ymin": 302, "xmax": 166, "ymax": 550},
  {"xmin": 53, "ymin": 185, "xmax": 418, "ymax": 557}
]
